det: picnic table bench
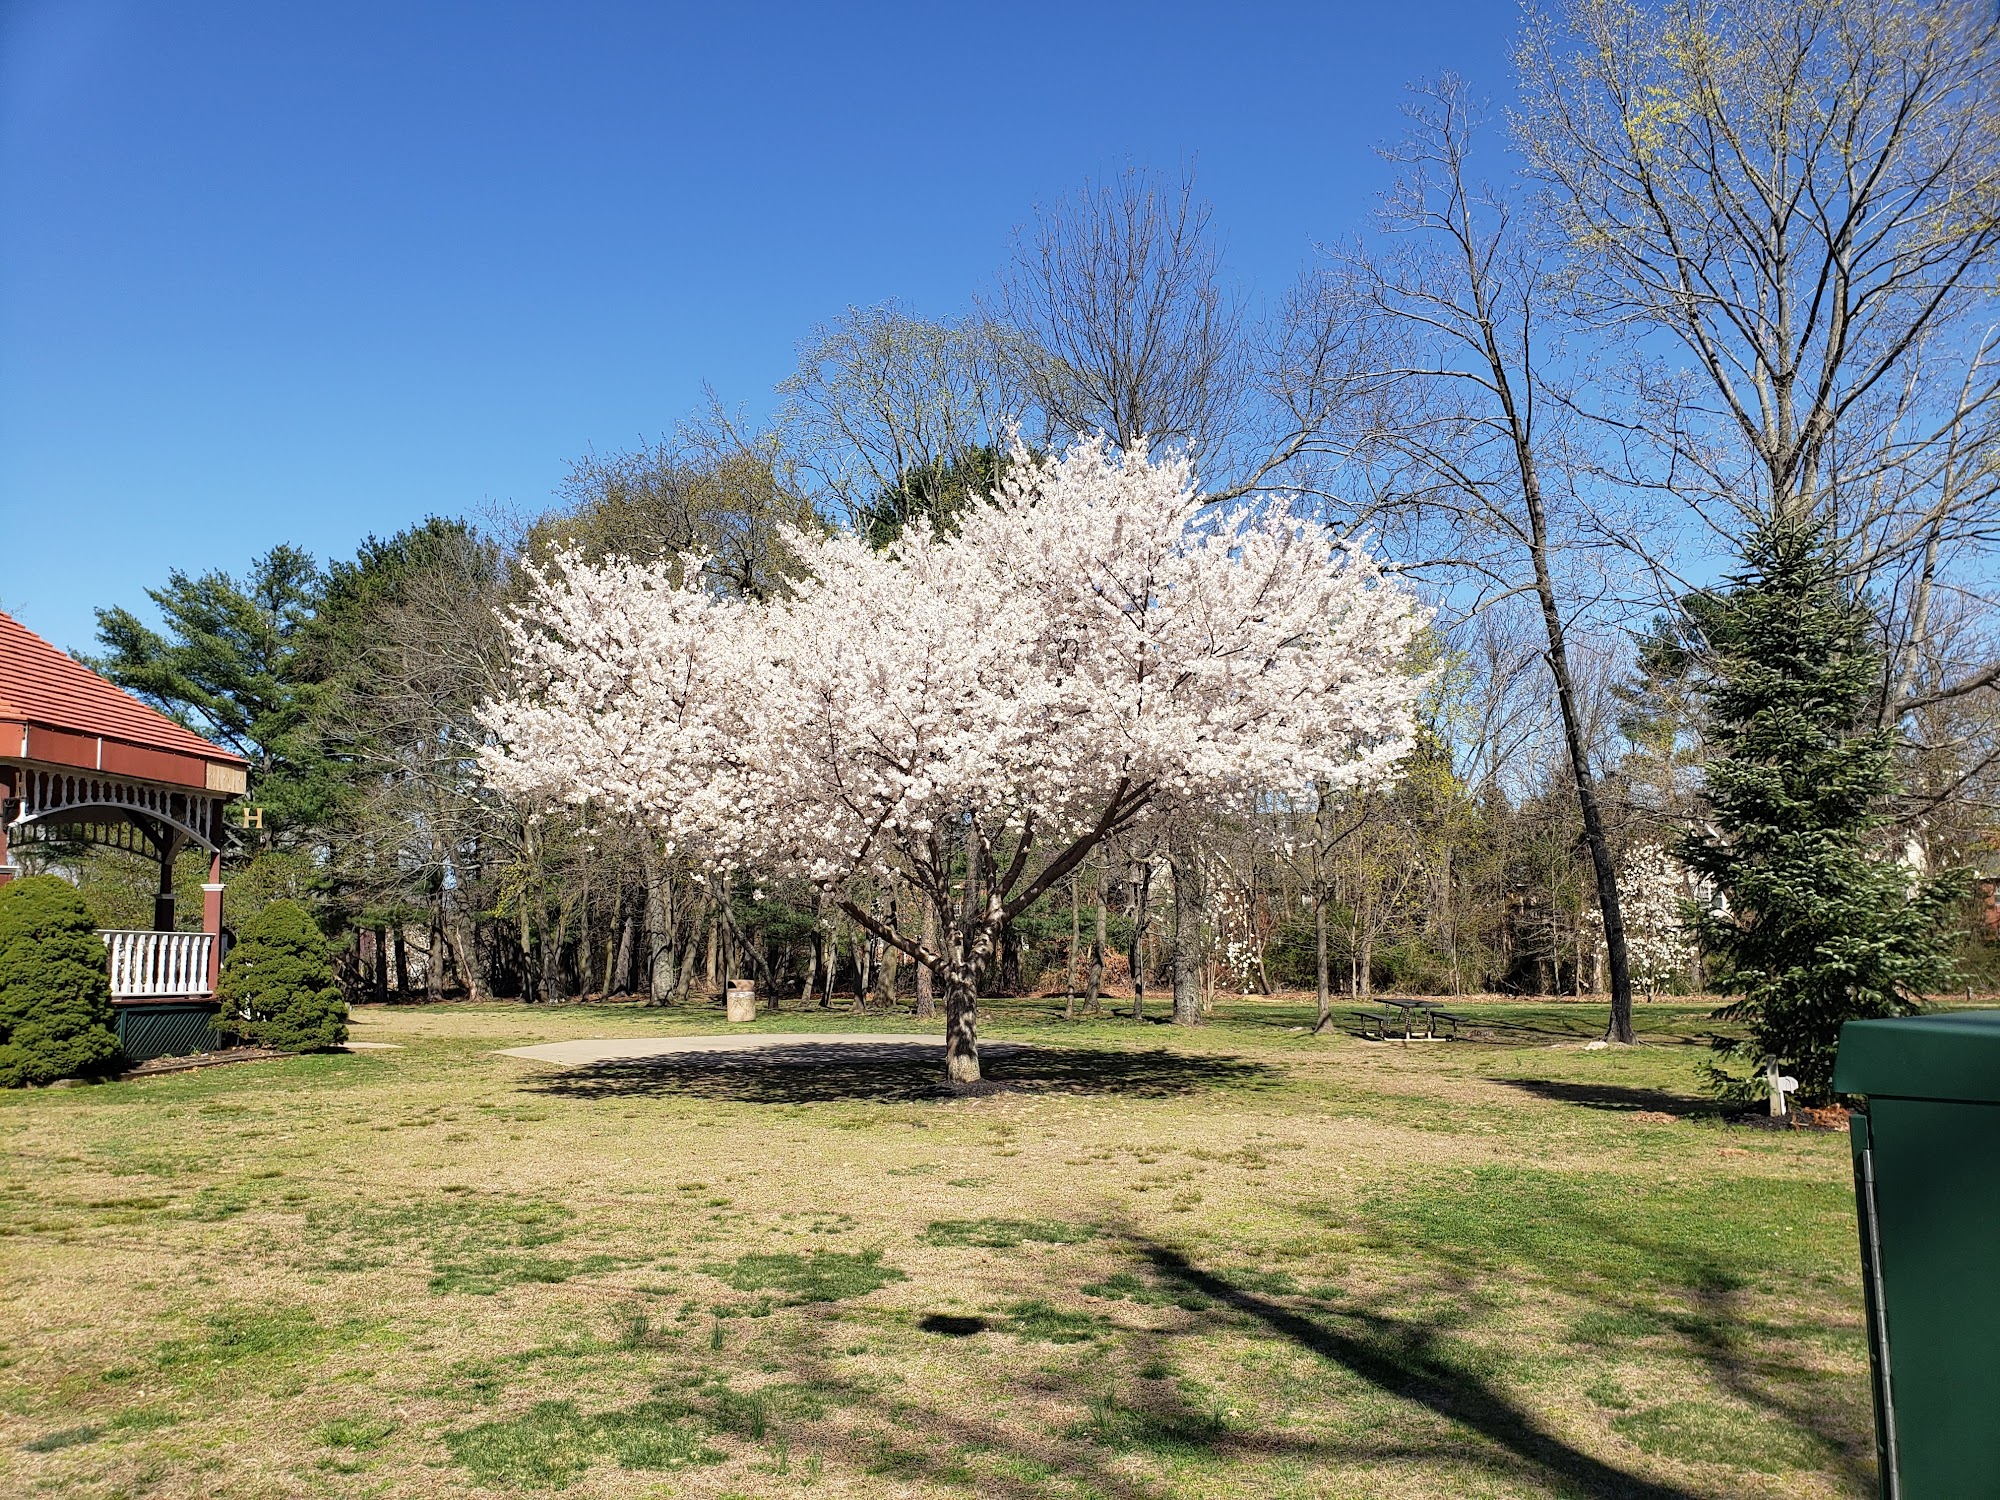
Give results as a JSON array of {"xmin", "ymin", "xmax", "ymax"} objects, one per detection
[{"xmin": 1351, "ymin": 998, "xmax": 1469, "ymax": 1040}]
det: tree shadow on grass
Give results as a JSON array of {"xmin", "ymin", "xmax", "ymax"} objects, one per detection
[
  {"xmin": 1135, "ymin": 1244, "xmax": 1710, "ymax": 1500},
  {"xmin": 769, "ymin": 1242, "xmax": 1718, "ymax": 1499},
  {"xmin": 523, "ymin": 1042, "xmax": 1279, "ymax": 1105},
  {"xmin": 1295, "ymin": 1173, "xmax": 1875, "ymax": 1492},
  {"xmin": 1495, "ymin": 1078, "xmax": 1730, "ymax": 1118}
]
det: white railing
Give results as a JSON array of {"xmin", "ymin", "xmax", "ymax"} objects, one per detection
[{"xmin": 99, "ymin": 930, "xmax": 215, "ymax": 998}]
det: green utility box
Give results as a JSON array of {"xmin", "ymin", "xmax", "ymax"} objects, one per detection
[{"xmin": 1835, "ymin": 1011, "xmax": 2000, "ymax": 1499}]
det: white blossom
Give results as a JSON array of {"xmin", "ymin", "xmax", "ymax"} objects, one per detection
[
  {"xmin": 482, "ymin": 438, "xmax": 1429, "ymax": 1080},
  {"xmin": 1621, "ymin": 842, "xmax": 1695, "ymax": 996}
]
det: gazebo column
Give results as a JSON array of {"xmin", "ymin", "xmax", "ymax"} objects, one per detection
[
  {"xmin": 0, "ymin": 769, "xmax": 15, "ymax": 885},
  {"xmin": 203, "ymin": 850, "xmax": 225, "ymax": 993},
  {"xmin": 153, "ymin": 831, "xmax": 182, "ymax": 932}
]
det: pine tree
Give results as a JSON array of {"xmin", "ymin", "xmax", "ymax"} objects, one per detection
[{"xmin": 1679, "ymin": 522, "xmax": 1963, "ymax": 1104}]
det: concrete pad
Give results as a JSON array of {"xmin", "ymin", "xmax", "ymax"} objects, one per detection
[
  {"xmin": 496, "ymin": 1032, "xmax": 955, "ymax": 1067},
  {"xmin": 339, "ymin": 1041, "xmax": 404, "ymax": 1051}
]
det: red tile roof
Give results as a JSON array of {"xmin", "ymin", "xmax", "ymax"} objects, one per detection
[{"xmin": 0, "ymin": 610, "xmax": 248, "ymax": 766}]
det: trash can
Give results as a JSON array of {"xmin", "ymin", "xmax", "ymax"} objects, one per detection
[{"xmin": 1834, "ymin": 1011, "xmax": 2000, "ymax": 1499}]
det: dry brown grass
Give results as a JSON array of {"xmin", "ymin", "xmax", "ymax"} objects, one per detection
[{"xmin": 0, "ymin": 998, "xmax": 1872, "ymax": 1499}]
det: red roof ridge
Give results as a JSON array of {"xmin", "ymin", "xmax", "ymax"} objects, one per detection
[{"xmin": 0, "ymin": 610, "xmax": 249, "ymax": 766}]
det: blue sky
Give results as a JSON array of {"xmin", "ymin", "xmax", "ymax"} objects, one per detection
[{"xmin": 1, "ymin": 0, "xmax": 1518, "ymax": 651}]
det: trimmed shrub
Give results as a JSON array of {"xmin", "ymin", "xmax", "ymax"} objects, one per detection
[
  {"xmin": 0, "ymin": 875, "xmax": 120, "ymax": 1087},
  {"xmin": 216, "ymin": 900, "xmax": 346, "ymax": 1051}
]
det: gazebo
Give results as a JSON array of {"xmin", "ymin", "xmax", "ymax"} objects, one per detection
[{"xmin": 0, "ymin": 610, "xmax": 248, "ymax": 1061}]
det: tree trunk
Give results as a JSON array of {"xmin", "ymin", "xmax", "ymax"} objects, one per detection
[
  {"xmin": 941, "ymin": 902, "xmax": 1003, "ymax": 1086},
  {"xmin": 1524, "ymin": 498, "xmax": 1634, "ymax": 1038},
  {"xmin": 914, "ymin": 899, "xmax": 937, "ymax": 1019},
  {"xmin": 1067, "ymin": 872, "xmax": 1081, "ymax": 1006},
  {"xmin": 998, "ymin": 922, "xmax": 1022, "ymax": 996},
  {"xmin": 712, "ymin": 904, "xmax": 728, "ymax": 1000},
  {"xmin": 1128, "ymin": 859, "xmax": 1150, "ymax": 1020},
  {"xmin": 943, "ymin": 968, "xmax": 981, "ymax": 1084},
  {"xmin": 449, "ymin": 912, "xmax": 484, "ymax": 1001},
  {"xmin": 1313, "ymin": 893, "xmax": 1332, "ymax": 1033},
  {"xmin": 540, "ymin": 913, "xmax": 561, "ymax": 1002},
  {"xmin": 855, "ymin": 930, "xmax": 875, "ymax": 1014},
  {"xmin": 614, "ymin": 909, "xmax": 636, "ymax": 996},
  {"xmin": 425, "ymin": 914, "xmax": 442, "ymax": 1001},
  {"xmin": 1085, "ymin": 865, "xmax": 1105, "ymax": 1016},
  {"xmin": 671, "ymin": 922, "xmax": 699, "ymax": 1003},
  {"xmin": 373, "ymin": 925, "xmax": 390, "ymax": 1004},
  {"xmin": 639, "ymin": 838, "xmax": 674, "ymax": 1003},
  {"xmin": 799, "ymin": 932, "xmax": 819, "ymax": 1005},
  {"xmin": 1170, "ymin": 827, "xmax": 1203, "ymax": 1026}
]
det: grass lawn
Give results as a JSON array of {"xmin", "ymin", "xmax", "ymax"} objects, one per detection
[{"xmin": 0, "ymin": 996, "xmax": 1876, "ymax": 1499}]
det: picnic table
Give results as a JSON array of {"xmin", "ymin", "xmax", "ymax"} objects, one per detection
[{"xmin": 1351, "ymin": 998, "xmax": 1467, "ymax": 1041}]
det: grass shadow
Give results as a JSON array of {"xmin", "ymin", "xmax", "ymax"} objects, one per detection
[
  {"xmin": 1136, "ymin": 1244, "xmax": 1709, "ymax": 1500},
  {"xmin": 1494, "ymin": 1078, "xmax": 1730, "ymax": 1118},
  {"xmin": 524, "ymin": 1041, "xmax": 1278, "ymax": 1104},
  {"xmin": 1315, "ymin": 1168, "xmax": 1874, "ymax": 1493}
]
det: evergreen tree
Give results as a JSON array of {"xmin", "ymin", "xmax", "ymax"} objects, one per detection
[
  {"xmin": 1679, "ymin": 522, "xmax": 1963, "ymax": 1104},
  {"xmin": 856, "ymin": 446, "xmax": 1007, "ymax": 549},
  {"xmin": 88, "ymin": 546, "xmax": 335, "ymax": 833},
  {"xmin": 0, "ymin": 877, "xmax": 120, "ymax": 1086},
  {"xmin": 215, "ymin": 900, "xmax": 346, "ymax": 1052}
]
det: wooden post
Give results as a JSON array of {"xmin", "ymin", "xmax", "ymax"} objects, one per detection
[
  {"xmin": 153, "ymin": 833, "xmax": 181, "ymax": 932},
  {"xmin": 0, "ymin": 769, "xmax": 16, "ymax": 884},
  {"xmin": 202, "ymin": 849, "xmax": 224, "ymax": 994}
]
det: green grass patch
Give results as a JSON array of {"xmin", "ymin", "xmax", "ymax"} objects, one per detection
[
  {"xmin": 446, "ymin": 1398, "xmax": 724, "ymax": 1489},
  {"xmin": 1003, "ymin": 1300, "xmax": 1103, "ymax": 1343},
  {"xmin": 109, "ymin": 1406, "xmax": 182, "ymax": 1434},
  {"xmin": 921, "ymin": 1217, "xmax": 1096, "ymax": 1248},
  {"xmin": 1569, "ymin": 1307, "xmax": 1664, "ymax": 1345},
  {"xmin": 702, "ymin": 1249, "xmax": 905, "ymax": 1302},
  {"xmin": 1611, "ymin": 1401, "xmax": 1830, "ymax": 1472},
  {"xmin": 155, "ymin": 1306, "xmax": 326, "ymax": 1372},
  {"xmin": 310, "ymin": 1192, "xmax": 575, "ymax": 1274},
  {"xmin": 317, "ymin": 1416, "xmax": 398, "ymax": 1450},
  {"xmin": 1080, "ymin": 1270, "xmax": 1211, "ymax": 1311},
  {"xmin": 428, "ymin": 1252, "xmax": 622, "ymax": 1296},
  {"xmin": 1354, "ymin": 1167, "xmax": 1852, "ymax": 1294},
  {"xmin": 1069, "ymin": 1392, "xmax": 1228, "ymax": 1457}
]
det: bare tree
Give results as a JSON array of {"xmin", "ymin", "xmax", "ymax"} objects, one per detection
[
  {"xmin": 777, "ymin": 303, "xmax": 1022, "ymax": 532},
  {"xmin": 544, "ymin": 399, "xmax": 819, "ymax": 601},
  {"xmin": 996, "ymin": 167, "xmax": 1243, "ymax": 459},
  {"xmin": 1517, "ymin": 0, "xmax": 2000, "ymax": 731},
  {"xmin": 1322, "ymin": 79, "xmax": 1644, "ymax": 1040}
]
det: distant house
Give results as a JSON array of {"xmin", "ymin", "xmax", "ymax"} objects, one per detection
[{"xmin": 0, "ymin": 611, "xmax": 247, "ymax": 1062}]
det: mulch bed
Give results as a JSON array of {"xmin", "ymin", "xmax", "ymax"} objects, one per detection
[
  {"xmin": 1725, "ymin": 1102, "xmax": 1851, "ymax": 1132},
  {"xmin": 118, "ymin": 1047, "xmax": 287, "ymax": 1080}
]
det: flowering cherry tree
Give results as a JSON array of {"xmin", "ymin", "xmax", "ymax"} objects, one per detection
[{"xmin": 484, "ymin": 438, "xmax": 1427, "ymax": 1083}]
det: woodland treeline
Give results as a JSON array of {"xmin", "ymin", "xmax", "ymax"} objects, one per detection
[{"xmin": 55, "ymin": 0, "xmax": 2000, "ymax": 1014}]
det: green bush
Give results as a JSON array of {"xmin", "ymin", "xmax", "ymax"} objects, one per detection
[
  {"xmin": 216, "ymin": 900, "xmax": 346, "ymax": 1052},
  {"xmin": 0, "ymin": 875, "xmax": 120, "ymax": 1087}
]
